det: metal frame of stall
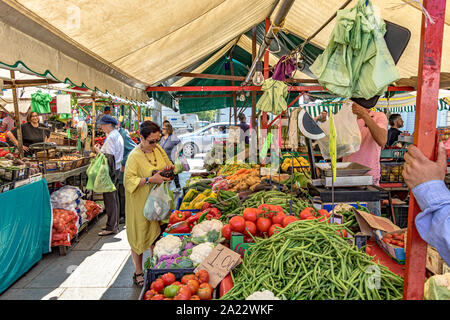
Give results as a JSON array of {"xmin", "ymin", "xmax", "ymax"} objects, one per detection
[{"xmin": 146, "ymin": 0, "xmax": 447, "ymax": 299}]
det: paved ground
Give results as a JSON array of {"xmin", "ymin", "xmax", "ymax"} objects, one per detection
[{"xmin": 0, "ymin": 154, "xmax": 205, "ymax": 300}]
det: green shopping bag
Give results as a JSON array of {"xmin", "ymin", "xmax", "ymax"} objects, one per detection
[
  {"xmin": 93, "ymin": 154, "xmax": 116, "ymax": 193},
  {"xmin": 86, "ymin": 154, "xmax": 104, "ymax": 190}
]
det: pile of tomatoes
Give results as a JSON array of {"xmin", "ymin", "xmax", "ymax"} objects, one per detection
[
  {"xmin": 221, "ymin": 206, "xmax": 349, "ymax": 242},
  {"xmin": 143, "ymin": 270, "xmax": 214, "ymax": 300},
  {"xmin": 382, "ymin": 232, "xmax": 405, "ymax": 248}
]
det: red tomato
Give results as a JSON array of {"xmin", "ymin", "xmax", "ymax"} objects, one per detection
[
  {"xmin": 222, "ymin": 224, "xmax": 231, "ymax": 240},
  {"xmin": 365, "ymin": 246, "xmax": 373, "ymax": 255},
  {"xmin": 282, "ymin": 215, "xmax": 298, "ymax": 227},
  {"xmin": 181, "ymin": 274, "xmax": 196, "ymax": 285},
  {"xmin": 242, "ymin": 208, "xmax": 261, "ymax": 222},
  {"xmin": 150, "ymin": 279, "xmax": 165, "ymax": 293},
  {"xmin": 175, "ymin": 286, "xmax": 192, "ymax": 300},
  {"xmin": 172, "ymin": 281, "xmax": 182, "ymax": 287},
  {"xmin": 190, "ymin": 295, "xmax": 201, "ymax": 300},
  {"xmin": 197, "ymin": 283, "xmax": 213, "ymax": 300},
  {"xmin": 161, "ymin": 272, "xmax": 175, "ymax": 286},
  {"xmin": 305, "ymin": 216, "xmax": 316, "ymax": 220},
  {"xmin": 229, "ymin": 216, "xmax": 246, "ymax": 233},
  {"xmin": 244, "ymin": 221, "xmax": 257, "ymax": 236},
  {"xmin": 317, "ymin": 209, "xmax": 330, "ymax": 217},
  {"xmin": 195, "ymin": 270, "xmax": 209, "ymax": 284},
  {"xmin": 186, "ymin": 279, "xmax": 200, "ymax": 295},
  {"xmin": 271, "ymin": 212, "xmax": 286, "ymax": 225},
  {"xmin": 144, "ymin": 289, "xmax": 158, "ymax": 300},
  {"xmin": 150, "ymin": 294, "xmax": 165, "ymax": 300},
  {"xmin": 268, "ymin": 224, "xmax": 283, "ymax": 237},
  {"xmin": 299, "ymin": 208, "xmax": 315, "ymax": 220},
  {"xmin": 256, "ymin": 217, "xmax": 272, "ymax": 233},
  {"xmin": 336, "ymin": 228, "xmax": 348, "ymax": 238}
]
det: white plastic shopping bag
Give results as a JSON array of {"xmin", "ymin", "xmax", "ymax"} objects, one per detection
[
  {"xmin": 143, "ymin": 182, "xmax": 173, "ymax": 221},
  {"xmin": 317, "ymin": 101, "xmax": 361, "ymax": 160}
]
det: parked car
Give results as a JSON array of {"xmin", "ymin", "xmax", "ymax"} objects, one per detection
[{"xmin": 178, "ymin": 122, "xmax": 230, "ymax": 158}]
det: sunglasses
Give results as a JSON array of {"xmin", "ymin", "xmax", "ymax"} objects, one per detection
[{"xmin": 146, "ymin": 137, "xmax": 161, "ymax": 145}]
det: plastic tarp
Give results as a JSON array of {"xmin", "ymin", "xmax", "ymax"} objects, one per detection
[{"xmin": 0, "ymin": 179, "xmax": 52, "ymax": 294}]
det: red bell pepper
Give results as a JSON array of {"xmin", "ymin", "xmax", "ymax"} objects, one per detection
[
  {"xmin": 169, "ymin": 210, "xmax": 186, "ymax": 225},
  {"xmin": 185, "ymin": 212, "xmax": 202, "ymax": 225},
  {"xmin": 166, "ymin": 221, "xmax": 190, "ymax": 234}
]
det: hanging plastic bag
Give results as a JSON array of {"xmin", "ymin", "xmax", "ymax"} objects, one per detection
[
  {"xmin": 317, "ymin": 101, "xmax": 361, "ymax": 160},
  {"xmin": 143, "ymin": 182, "xmax": 173, "ymax": 221},
  {"xmin": 93, "ymin": 154, "xmax": 116, "ymax": 193},
  {"xmin": 86, "ymin": 154, "xmax": 104, "ymax": 190}
]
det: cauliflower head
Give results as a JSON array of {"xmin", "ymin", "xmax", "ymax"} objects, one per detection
[
  {"xmin": 153, "ymin": 235, "xmax": 182, "ymax": 258},
  {"xmin": 191, "ymin": 219, "xmax": 223, "ymax": 244},
  {"xmin": 189, "ymin": 242, "xmax": 215, "ymax": 266}
]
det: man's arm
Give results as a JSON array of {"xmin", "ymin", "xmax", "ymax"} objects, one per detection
[
  {"xmin": 412, "ymin": 180, "xmax": 450, "ymax": 265},
  {"xmin": 352, "ymin": 103, "xmax": 387, "ymax": 147},
  {"xmin": 403, "ymin": 143, "xmax": 450, "ymax": 264}
]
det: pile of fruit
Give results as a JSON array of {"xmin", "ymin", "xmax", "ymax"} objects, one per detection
[
  {"xmin": 281, "ymin": 156, "xmax": 310, "ymax": 173},
  {"xmin": 51, "ymin": 209, "xmax": 79, "ymax": 246},
  {"xmin": 221, "ymin": 205, "xmax": 339, "ymax": 243},
  {"xmin": 143, "ymin": 270, "xmax": 214, "ymax": 300},
  {"xmin": 382, "ymin": 232, "xmax": 406, "ymax": 248}
]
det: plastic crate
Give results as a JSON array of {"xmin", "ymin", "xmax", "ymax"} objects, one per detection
[
  {"xmin": 380, "ymin": 162, "xmax": 405, "ymax": 183},
  {"xmin": 138, "ymin": 268, "xmax": 219, "ymax": 300},
  {"xmin": 0, "ymin": 181, "xmax": 15, "ymax": 193},
  {"xmin": 393, "ymin": 205, "xmax": 409, "ymax": 229},
  {"xmin": 380, "ymin": 148, "xmax": 407, "ymax": 159},
  {"xmin": 0, "ymin": 166, "xmax": 29, "ymax": 182}
]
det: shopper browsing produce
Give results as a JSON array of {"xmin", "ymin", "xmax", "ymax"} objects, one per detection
[
  {"xmin": 124, "ymin": 120, "xmax": 174, "ymax": 287},
  {"xmin": 117, "ymin": 118, "xmax": 137, "ymax": 225},
  {"xmin": 342, "ymin": 102, "xmax": 388, "ymax": 215},
  {"xmin": 7, "ymin": 111, "xmax": 50, "ymax": 155},
  {"xmin": 160, "ymin": 122, "xmax": 181, "ymax": 190},
  {"xmin": 403, "ymin": 142, "xmax": 450, "ymax": 264},
  {"xmin": 94, "ymin": 115, "xmax": 124, "ymax": 236}
]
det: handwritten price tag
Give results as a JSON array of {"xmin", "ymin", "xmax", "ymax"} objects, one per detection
[{"xmin": 194, "ymin": 244, "xmax": 242, "ymax": 288}]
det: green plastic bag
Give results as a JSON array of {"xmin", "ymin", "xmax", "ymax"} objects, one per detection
[
  {"xmin": 93, "ymin": 154, "xmax": 116, "ymax": 193},
  {"xmin": 309, "ymin": 0, "xmax": 400, "ymax": 99},
  {"xmin": 86, "ymin": 153, "xmax": 103, "ymax": 190}
]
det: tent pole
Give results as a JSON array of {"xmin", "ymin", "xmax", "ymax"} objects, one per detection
[
  {"xmin": 9, "ymin": 71, "xmax": 24, "ymax": 159},
  {"xmin": 403, "ymin": 0, "xmax": 446, "ymax": 300},
  {"xmin": 230, "ymin": 52, "xmax": 237, "ymax": 126},
  {"xmin": 91, "ymin": 96, "xmax": 96, "ymax": 150},
  {"xmin": 251, "ymin": 26, "xmax": 257, "ymax": 130}
]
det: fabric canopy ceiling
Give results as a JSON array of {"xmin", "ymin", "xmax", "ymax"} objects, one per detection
[{"xmin": 1, "ymin": 0, "xmax": 450, "ymax": 111}]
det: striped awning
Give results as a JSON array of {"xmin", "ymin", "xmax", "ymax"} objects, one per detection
[
  {"xmin": 302, "ymin": 102, "xmax": 343, "ymax": 118},
  {"xmin": 375, "ymin": 99, "xmax": 450, "ymax": 113}
]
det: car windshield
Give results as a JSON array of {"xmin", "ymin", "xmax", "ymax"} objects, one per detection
[{"xmin": 191, "ymin": 124, "xmax": 227, "ymax": 135}]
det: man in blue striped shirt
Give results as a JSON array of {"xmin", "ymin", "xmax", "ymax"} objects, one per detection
[{"xmin": 403, "ymin": 142, "xmax": 450, "ymax": 265}]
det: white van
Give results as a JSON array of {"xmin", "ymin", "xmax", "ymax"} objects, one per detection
[{"xmin": 162, "ymin": 107, "xmax": 199, "ymax": 134}]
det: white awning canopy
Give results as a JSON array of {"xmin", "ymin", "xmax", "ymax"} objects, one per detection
[{"xmin": 1, "ymin": 0, "xmax": 449, "ymax": 104}]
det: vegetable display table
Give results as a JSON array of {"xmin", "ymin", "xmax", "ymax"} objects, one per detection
[
  {"xmin": 0, "ymin": 179, "xmax": 52, "ymax": 294},
  {"xmin": 43, "ymin": 165, "xmax": 89, "ymax": 184}
]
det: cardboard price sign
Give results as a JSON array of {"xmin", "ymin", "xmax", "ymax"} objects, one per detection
[{"xmin": 194, "ymin": 244, "xmax": 242, "ymax": 288}]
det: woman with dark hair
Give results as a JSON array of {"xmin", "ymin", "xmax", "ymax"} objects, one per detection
[
  {"xmin": 124, "ymin": 120, "xmax": 174, "ymax": 287},
  {"xmin": 160, "ymin": 122, "xmax": 181, "ymax": 189},
  {"xmin": 7, "ymin": 111, "xmax": 49, "ymax": 155}
]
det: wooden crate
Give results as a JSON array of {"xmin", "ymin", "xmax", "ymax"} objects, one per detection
[{"xmin": 426, "ymin": 245, "xmax": 444, "ymax": 275}]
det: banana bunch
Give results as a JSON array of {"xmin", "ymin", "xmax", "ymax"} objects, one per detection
[{"xmin": 281, "ymin": 157, "xmax": 310, "ymax": 173}]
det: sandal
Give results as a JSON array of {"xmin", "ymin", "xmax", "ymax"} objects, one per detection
[
  {"xmin": 133, "ymin": 272, "xmax": 145, "ymax": 287},
  {"xmin": 98, "ymin": 230, "xmax": 117, "ymax": 236}
]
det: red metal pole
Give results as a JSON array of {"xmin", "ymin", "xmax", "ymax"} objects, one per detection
[
  {"xmin": 145, "ymin": 85, "xmax": 414, "ymax": 92},
  {"xmin": 261, "ymin": 17, "xmax": 271, "ymax": 131},
  {"xmin": 403, "ymin": 0, "xmax": 446, "ymax": 300}
]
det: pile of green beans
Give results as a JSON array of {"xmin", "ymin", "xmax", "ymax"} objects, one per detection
[
  {"xmin": 221, "ymin": 220, "xmax": 404, "ymax": 300},
  {"xmin": 242, "ymin": 190, "xmax": 310, "ymax": 216}
]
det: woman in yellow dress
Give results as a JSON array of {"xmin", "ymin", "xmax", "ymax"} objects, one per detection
[{"xmin": 124, "ymin": 121, "xmax": 173, "ymax": 287}]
